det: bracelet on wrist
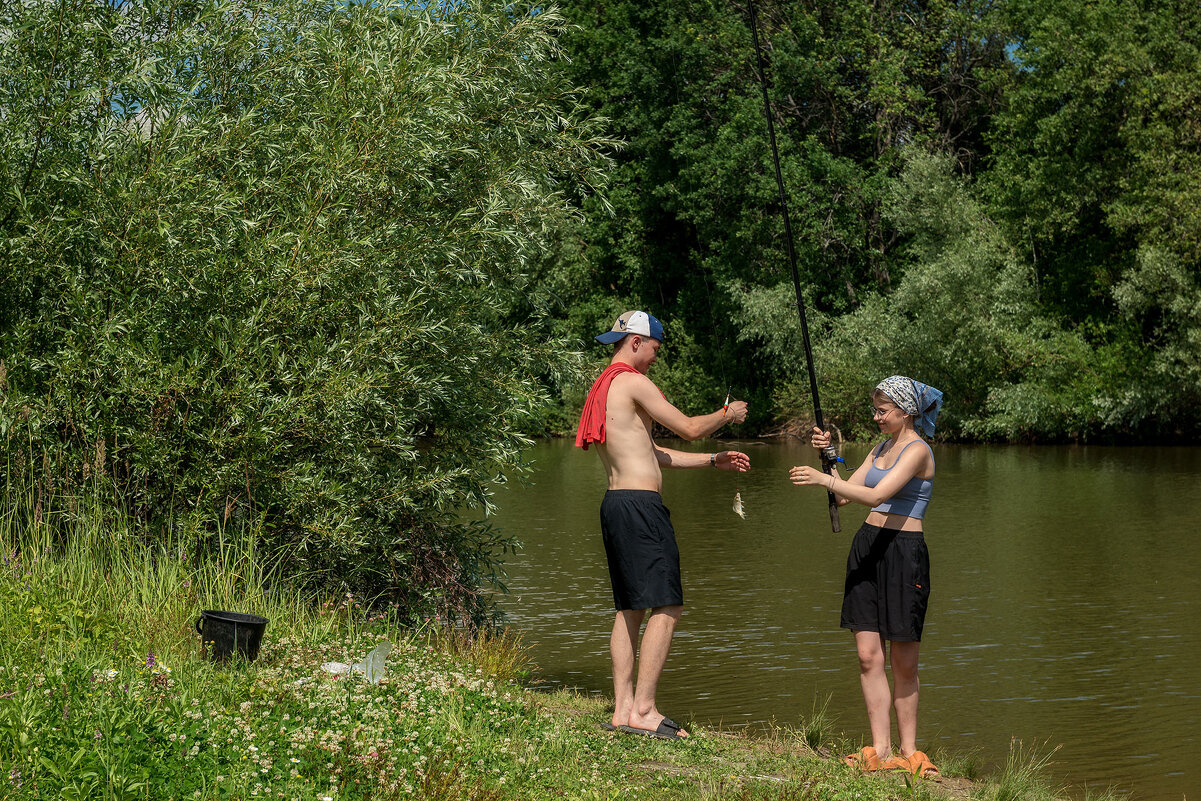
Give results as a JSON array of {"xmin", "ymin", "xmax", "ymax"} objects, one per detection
[{"xmin": 709, "ymin": 453, "xmax": 717, "ymax": 467}]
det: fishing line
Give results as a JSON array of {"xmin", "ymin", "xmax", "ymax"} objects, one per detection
[
  {"xmin": 694, "ymin": 221, "xmax": 746, "ymax": 519},
  {"xmin": 697, "ymin": 257, "xmax": 731, "ymax": 393},
  {"xmin": 745, "ymin": 0, "xmax": 841, "ymax": 532},
  {"xmin": 693, "ymin": 225, "xmax": 755, "ymax": 521}
]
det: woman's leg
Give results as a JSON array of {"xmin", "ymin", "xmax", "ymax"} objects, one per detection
[
  {"xmin": 854, "ymin": 630, "xmax": 893, "ymax": 759},
  {"xmin": 890, "ymin": 640, "xmax": 920, "ymax": 756}
]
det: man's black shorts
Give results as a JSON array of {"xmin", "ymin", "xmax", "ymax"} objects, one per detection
[
  {"xmin": 841, "ymin": 522, "xmax": 930, "ymax": 641},
  {"xmin": 600, "ymin": 489, "xmax": 683, "ymax": 611}
]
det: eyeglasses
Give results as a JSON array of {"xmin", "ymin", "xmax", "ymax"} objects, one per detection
[{"xmin": 870, "ymin": 406, "xmax": 897, "ymax": 419}]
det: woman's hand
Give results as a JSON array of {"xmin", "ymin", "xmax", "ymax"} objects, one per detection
[
  {"xmin": 810, "ymin": 426, "xmax": 831, "ymax": 450},
  {"xmin": 789, "ymin": 464, "xmax": 832, "ymax": 489}
]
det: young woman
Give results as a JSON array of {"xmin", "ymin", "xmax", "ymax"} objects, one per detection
[{"xmin": 789, "ymin": 375, "xmax": 943, "ymax": 778}]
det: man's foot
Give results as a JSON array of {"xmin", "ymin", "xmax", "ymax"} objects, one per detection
[
  {"xmin": 618, "ymin": 716, "xmax": 688, "ymax": 740},
  {"xmin": 626, "ymin": 711, "xmax": 689, "ymax": 738},
  {"xmin": 609, "ymin": 705, "xmax": 632, "ymax": 730}
]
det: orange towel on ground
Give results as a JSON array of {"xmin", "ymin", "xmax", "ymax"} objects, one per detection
[{"xmin": 574, "ymin": 362, "xmax": 641, "ymax": 450}]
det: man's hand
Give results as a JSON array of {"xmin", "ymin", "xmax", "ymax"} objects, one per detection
[
  {"xmin": 715, "ymin": 450, "xmax": 750, "ymax": 472},
  {"xmin": 724, "ymin": 400, "xmax": 748, "ymax": 424}
]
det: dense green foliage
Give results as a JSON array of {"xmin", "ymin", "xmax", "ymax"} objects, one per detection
[
  {"xmin": 0, "ymin": 0, "xmax": 610, "ymax": 615},
  {"xmin": 543, "ymin": 0, "xmax": 1201, "ymax": 441},
  {"xmin": 3, "ymin": 0, "xmax": 1199, "ymax": 615}
]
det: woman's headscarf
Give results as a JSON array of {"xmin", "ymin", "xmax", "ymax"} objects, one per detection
[{"xmin": 875, "ymin": 375, "xmax": 944, "ymax": 436}]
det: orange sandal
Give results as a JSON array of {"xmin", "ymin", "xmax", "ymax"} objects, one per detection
[
  {"xmin": 842, "ymin": 745, "xmax": 884, "ymax": 771},
  {"xmin": 890, "ymin": 750, "xmax": 940, "ymax": 778}
]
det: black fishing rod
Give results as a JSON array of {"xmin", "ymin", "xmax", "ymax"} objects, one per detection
[{"xmin": 746, "ymin": 0, "xmax": 840, "ymax": 532}]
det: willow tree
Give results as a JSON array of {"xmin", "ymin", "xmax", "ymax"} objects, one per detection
[{"xmin": 0, "ymin": 0, "xmax": 612, "ymax": 620}]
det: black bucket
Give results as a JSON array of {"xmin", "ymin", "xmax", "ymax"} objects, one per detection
[{"xmin": 195, "ymin": 610, "xmax": 268, "ymax": 662}]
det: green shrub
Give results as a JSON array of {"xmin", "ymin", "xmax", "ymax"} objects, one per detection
[
  {"xmin": 734, "ymin": 151, "xmax": 1130, "ymax": 442},
  {"xmin": 0, "ymin": 0, "xmax": 612, "ymax": 619}
]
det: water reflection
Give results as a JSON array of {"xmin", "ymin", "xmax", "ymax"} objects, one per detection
[{"xmin": 488, "ymin": 440, "xmax": 1201, "ymax": 799}]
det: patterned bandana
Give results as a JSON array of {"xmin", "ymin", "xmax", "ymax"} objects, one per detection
[{"xmin": 875, "ymin": 375, "xmax": 944, "ymax": 436}]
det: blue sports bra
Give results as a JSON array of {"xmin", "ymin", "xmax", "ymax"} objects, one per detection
[{"xmin": 864, "ymin": 440, "xmax": 934, "ymax": 519}]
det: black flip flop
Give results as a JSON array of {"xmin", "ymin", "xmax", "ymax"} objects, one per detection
[{"xmin": 618, "ymin": 716, "xmax": 687, "ymax": 740}]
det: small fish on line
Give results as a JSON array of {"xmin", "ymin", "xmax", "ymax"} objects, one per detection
[{"xmin": 732, "ymin": 491, "xmax": 745, "ymax": 519}]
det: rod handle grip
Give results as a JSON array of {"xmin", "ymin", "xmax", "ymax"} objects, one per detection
[{"xmin": 820, "ymin": 457, "xmax": 842, "ymax": 533}]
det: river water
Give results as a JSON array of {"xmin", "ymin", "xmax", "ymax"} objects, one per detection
[{"xmin": 487, "ymin": 439, "xmax": 1201, "ymax": 798}]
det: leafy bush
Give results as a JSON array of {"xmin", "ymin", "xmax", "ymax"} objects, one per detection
[
  {"xmin": 0, "ymin": 0, "xmax": 611, "ymax": 619},
  {"xmin": 1111, "ymin": 245, "xmax": 1201, "ymax": 432},
  {"xmin": 734, "ymin": 151, "xmax": 1128, "ymax": 442}
]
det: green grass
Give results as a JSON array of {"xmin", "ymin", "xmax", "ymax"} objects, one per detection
[
  {"xmin": 0, "ymin": 506, "xmax": 1124, "ymax": 800},
  {"xmin": 985, "ymin": 740, "xmax": 1062, "ymax": 801}
]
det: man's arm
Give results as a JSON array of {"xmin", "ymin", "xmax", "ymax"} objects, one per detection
[
  {"xmin": 627, "ymin": 373, "xmax": 747, "ymax": 440},
  {"xmin": 654, "ymin": 445, "xmax": 751, "ymax": 472}
]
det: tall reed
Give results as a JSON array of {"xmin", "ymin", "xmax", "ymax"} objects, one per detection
[{"xmin": 0, "ymin": 489, "xmax": 323, "ymax": 674}]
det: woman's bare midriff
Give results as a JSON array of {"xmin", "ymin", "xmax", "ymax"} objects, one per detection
[{"xmin": 865, "ymin": 510, "xmax": 924, "ymax": 532}]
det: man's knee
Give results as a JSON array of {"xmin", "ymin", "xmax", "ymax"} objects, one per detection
[
  {"xmin": 617, "ymin": 608, "xmax": 646, "ymax": 626},
  {"xmin": 649, "ymin": 604, "xmax": 683, "ymax": 622}
]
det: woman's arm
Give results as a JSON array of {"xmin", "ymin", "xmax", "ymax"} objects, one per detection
[
  {"xmin": 791, "ymin": 440, "xmax": 929, "ymax": 508},
  {"xmin": 808, "ymin": 427, "xmax": 871, "ymax": 506}
]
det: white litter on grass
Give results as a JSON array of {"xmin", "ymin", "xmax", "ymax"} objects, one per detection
[{"xmin": 321, "ymin": 640, "xmax": 392, "ymax": 684}]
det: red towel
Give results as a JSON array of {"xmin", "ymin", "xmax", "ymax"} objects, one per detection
[{"xmin": 574, "ymin": 362, "xmax": 642, "ymax": 450}]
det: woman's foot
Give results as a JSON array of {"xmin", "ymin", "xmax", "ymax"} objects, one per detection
[
  {"xmin": 842, "ymin": 745, "xmax": 886, "ymax": 770},
  {"xmin": 883, "ymin": 750, "xmax": 940, "ymax": 778}
]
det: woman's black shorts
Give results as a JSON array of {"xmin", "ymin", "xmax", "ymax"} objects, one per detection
[
  {"xmin": 841, "ymin": 522, "xmax": 930, "ymax": 641},
  {"xmin": 599, "ymin": 489, "xmax": 683, "ymax": 611}
]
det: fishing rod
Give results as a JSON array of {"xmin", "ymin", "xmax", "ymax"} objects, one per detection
[{"xmin": 745, "ymin": 0, "xmax": 841, "ymax": 532}]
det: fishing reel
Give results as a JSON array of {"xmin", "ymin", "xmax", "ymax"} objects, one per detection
[
  {"xmin": 816, "ymin": 423, "xmax": 845, "ymax": 474},
  {"xmin": 819, "ymin": 447, "xmax": 843, "ymax": 473}
]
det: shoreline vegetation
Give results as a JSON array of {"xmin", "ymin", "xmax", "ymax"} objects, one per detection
[
  {"xmin": 1, "ymin": 516, "xmax": 1125, "ymax": 801},
  {"xmin": 0, "ymin": 2, "xmax": 1187, "ymax": 796}
]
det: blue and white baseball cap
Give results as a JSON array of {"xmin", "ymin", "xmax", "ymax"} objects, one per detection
[{"xmin": 595, "ymin": 310, "xmax": 665, "ymax": 344}]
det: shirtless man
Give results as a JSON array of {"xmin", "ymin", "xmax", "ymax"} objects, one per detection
[{"xmin": 576, "ymin": 310, "xmax": 749, "ymax": 739}]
